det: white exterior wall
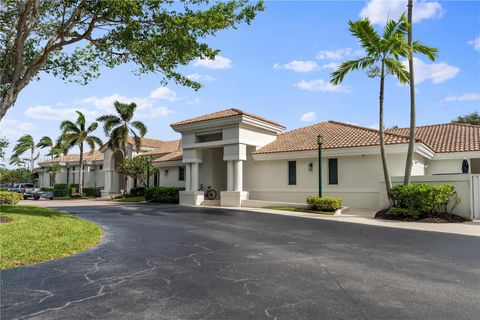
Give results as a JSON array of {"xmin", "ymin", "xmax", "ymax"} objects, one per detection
[
  {"xmin": 426, "ymin": 159, "xmax": 463, "ymax": 175},
  {"xmin": 156, "ymin": 167, "xmax": 186, "ymax": 188},
  {"xmin": 245, "ymin": 151, "xmax": 410, "ymax": 209}
]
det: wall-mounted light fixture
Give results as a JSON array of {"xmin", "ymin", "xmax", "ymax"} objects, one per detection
[
  {"xmin": 308, "ymin": 163, "xmax": 313, "ymax": 172},
  {"xmin": 164, "ymin": 169, "xmax": 169, "ymax": 176}
]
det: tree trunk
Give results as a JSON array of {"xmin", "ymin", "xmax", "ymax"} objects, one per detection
[
  {"xmin": 404, "ymin": 0, "xmax": 415, "ymax": 185},
  {"xmin": 379, "ymin": 61, "xmax": 392, "ymax": 198},
  {"xmin": 78, "ymin": 143, "xmax": 84, "ymax": 195},
  {"xmin": 30, "ymin": 147, "xmax": 35, "ymax": 172}
]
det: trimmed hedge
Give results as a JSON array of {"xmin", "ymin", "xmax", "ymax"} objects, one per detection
[
  {"xmin": 54, "ymin": 184, "xmax": 80, "ymax": 196},
  {"xmin": 83, "ymin": 187, "xmax": 101, "ymax": 197},
  {"xmin": 145, "ymin": 187, "xmax": 184, "ymax": 204},
  {"xmin": 306, "ymin": 197, "xmax": 342, "ymax": 212},
  {"xmin": 130, "ymin": 187, "xmax": 145, "ymax": 197},
  {"xmin": 0, "ymin": 191, "xmax": 23, "ymax": 205},
  {"xmin": 389, "ymin": 184, "xmax": 459, "ymax": 217}
]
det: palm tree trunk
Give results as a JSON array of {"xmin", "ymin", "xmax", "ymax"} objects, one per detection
[
  {"xmin": 379, "ymin": 61, "xmax": 393, "ymax": 198},
  {"xmin": 30, "ymin": 147, "xmax": 34, "ymax": 172},
  {"xmin": 404, "ymin": 0, "xmax": 415, "ymax": 185},
  {"xmin": 78, "ymin": 143, "xmax": 84, "ymax": 195}
]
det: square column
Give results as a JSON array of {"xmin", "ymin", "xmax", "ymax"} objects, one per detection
[
  {"xmin": 234, "ymin": 160, "xmax": 243, "ymax": 192},
  {"xmin": 185, "ymin": 163, "xmax": 192, "ymax": 191},
  {"xmin": 227, "ymin": 160, "xmax": 234, "ymax": 191},
  {"xmin": 191, "ymin": 162, "xmax": 199, "ymax": 191}
]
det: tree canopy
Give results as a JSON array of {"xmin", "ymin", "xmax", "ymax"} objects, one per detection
[
  {"xmin": 452, "ymin": 111, "xmax": 480, "ymax": 126},
  {"xmin": 0, "ymin": 0, "xmax": 264, "ymax": 119}
]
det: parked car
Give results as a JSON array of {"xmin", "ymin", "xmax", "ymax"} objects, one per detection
[{"xmin": 9, "ymin": 183, "xmax": 39, "ymax": 200}]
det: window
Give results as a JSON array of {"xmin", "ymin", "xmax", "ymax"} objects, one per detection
[
  {"xmin": 99, "ymin": 165, "xmax": 103, "ymax": 170},
  {"xmin": 154, "ymin": 172, "xmax": 159, "ymax": 186},
  {"xmin": 72, "ymin": 166, "xmax": 76, "ymax": 171},
  {"xmin": 328, "ymin": 158, "xmax": 338, "ymax": 185},
  {"xmin": 133, "ymin": 178, "xmax": 137, "ymax": 188},
  {"xmin": 178, "ymin": 167, "xmax": 185, "ymax": 181},
  {"xmin": 288, "ymin": 161, "xmax": 296, "ymax": 185}
]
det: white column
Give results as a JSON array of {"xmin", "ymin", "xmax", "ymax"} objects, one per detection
[
  {"xmin": 227, "ymin": 160, "xmax": 234, "ymax": 191},
  {"xmin": 191, "ymin": 162, "xmax": 199, "ymax": 191},
  {"xmin": 234, "ymin": 160, "xmax": 243, "ymax": 192},
  {"xmin": 185, "ymin": 163, "xmax": 191, "ymax": 191}
]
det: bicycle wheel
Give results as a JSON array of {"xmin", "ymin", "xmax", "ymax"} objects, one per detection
[{"xmin": 206, "ymin": 189, "xmax": 217, "ymax": 200}]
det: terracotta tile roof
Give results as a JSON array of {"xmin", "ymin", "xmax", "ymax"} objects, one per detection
[
  {"xmin": 254, "ymin": 121, "xmax": 410, "ymax": 154},
  {"xmin": 153, "ymin": 150, "xmax": 183, "ymax": 162},
  {"xmin": 126, "ymin": 136, "xmax": 173, "ymax": 149},
  {"xmin": 170, "ymin": 108, "xmax": 285, "ymax": 128},
  {"xmin": 387, "ymin": 123, "xmax": 480, "ymax": 153},
  {"xmin": 38, "ymin": 150, "xmax": 104, "ymax": 164},
  {"xmin": 138, "ymin": 140, "xmax": 181, "ymax": 156}
]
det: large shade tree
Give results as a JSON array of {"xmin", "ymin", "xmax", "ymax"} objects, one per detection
[
  {"xmin": 60, "ymin": 111, "xmax": 103, "ymax": 194},
  {"xmin": 330, "ymin": 14, "xmax": 435, "ymax": 198},
  {"xmin": 0, "ymin": 0, "xmax": 264, "ymax": 119},
  {"xmin": 452, "ymin": 111, "xmax": 480, "ymax": 126},
  {"xmin": 403, "ymin": 1, "xmax": 438, "ymax": 185}
]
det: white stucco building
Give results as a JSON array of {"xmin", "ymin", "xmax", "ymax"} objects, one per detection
[{"xmin": 37, "ymin": 108, "xmax": 480, "ymax": 219}]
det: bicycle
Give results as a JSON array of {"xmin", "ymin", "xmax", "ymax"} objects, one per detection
[{"xmin": 199, "ymin": 183, "xmax": 217, "ymax": 200}]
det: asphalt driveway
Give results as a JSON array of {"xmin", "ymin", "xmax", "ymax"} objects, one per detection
[{"xmin": 1, "ymin": 202, "xmax": 479, "ymax": 320}]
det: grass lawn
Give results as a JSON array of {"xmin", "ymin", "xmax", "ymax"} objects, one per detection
[
  {"xmin": 266, "ymin": 206, "xmax": 336, "ymax": 215},
  {"xmin": 0, "ymin": 205, "xmax": 102, "ymax": 269},
  {"xmin": 112, "ymin": 196, "xmax": 146, "ymax": 203}
]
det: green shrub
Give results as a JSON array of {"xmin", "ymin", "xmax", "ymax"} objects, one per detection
[
  {"xmin": 0, "ymin": 191, "xmax": 23, "ymax": 204},
  {"xmin": 130, "ymin": 187, "xmax": 145, "ymax": 197},
  {"xmin": 145, "ymin": 187, "xmax": 184, "ymax": 203},
  {"xmin": 306, "ymin": 197, "xmax": 342, "ymax": 212},
  {"xmin": 389, "ymin": 184, "xmax": 459, "ymax": 215},
  {"xmin": 41, "ymin": 187, "xmax": 54, "ymax": 192},
  {"xmin": 54, "ymin": 184, "xmax": 79, "ymax": 196},
  {"xmin": 388, "ymin": 207, "xmax": 421, "ymax": 219},
  {"xmin": 83, "ymin": 187, "xmax": 101, "ymax": 197}
]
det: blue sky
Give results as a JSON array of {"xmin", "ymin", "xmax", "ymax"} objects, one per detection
[{"xmin": 1, "ymin": 0, "xmax": 479, "ymax": 161}]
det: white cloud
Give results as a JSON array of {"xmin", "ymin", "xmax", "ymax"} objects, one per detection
[
  {"xmin": 79, "ymin": 93, "xmax": 174, "ymax": 119},
  {"xmin": 149, "ymin": 87, "xmax": 177, "ymax": 101},
  {"xmin": 316, "ymin": 48, "xmax": 363, "ymax": 60},
  {"xmin": 322, "ymin": 62, "xmax": 340, "ymax": 70},
  {"xmin": 468, "ymin": 35, "xmax": 480, "ymax": 52},
  {"xmin": 300, "ymin": 112, "xmax": 317, "ymax": 122},
  {"xmin": 187, "ymin": 73, "xmax": 215, "ymax": 82},
  {"xmin": 24, "ymin": 105, "xmax": 99, "ymax": 121},
  {"xmin": 444, "ymin": 93, "xmax": 480, "ymax": 103},
  {"xmin": 295, "ymin": 79, "xmax": 350, "ymax": 93},
  {"xmin": 193, "ymin": 55, "xmax": 232, "ymax": 69},
  {"xmin": 402, "ymin": 57, "xmax": 459, "ymax": 84},
  {"xmin": 360, "ymin": 0, "xmax": 444, "ymax": 25},
  {"xmin": 0, "ymin": 119, "xmax": 37, "ymax": 138},
  {"xmin": 273, "ymin": 60, "xmax": 319, "ymax": 73}
]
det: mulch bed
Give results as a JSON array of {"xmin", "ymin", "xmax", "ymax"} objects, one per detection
[
  {"xmin": 0, "ymin": 216, "xmax": 12, "ymax": 224},
  {"xmin": 375, "ymin": 208, "xmax": 467, "ymax": 223}
]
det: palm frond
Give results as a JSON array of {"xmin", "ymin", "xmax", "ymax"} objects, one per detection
[
  {"xmin": 97, "ymin": 115, "xmax": 121, "ymax": 135},
  {"xmin": 75, "ymin": 111, "xmax": 86, "ymax": 130},
  {"xmin": 330, "ymin": 57, "xmax": 376, "ymax": 85},
  {"xmin": 348, "ymin": 19, "xmax": 382, "ymax": 56},
  {"xmin": 87, "ymin": 121, "xmax": 98, "ymax": 133},
  {"xmin": 130, "ymin": 121, "xmax": 148, "ymax": 137},
  {"xmin": 12, "ymin": 134, "xmax": 35, "ymax": 157},
  {"xmin": 383, "ymin": 13, "xmax": 408, "ymax": 41},
  {"xmin": 385, "ymin": 58, "xmax": 410, "ymax": 84},
  {"xmin": 60, "ymin": 120, "xmax": 80, "ymax": 134},
  {"xmin": 412, "ymin": 40, "xmax": 438, "ymax": 61},
  {"xmin": 36, "ymin": 136, "xmax": 53, "ymax": 149}
]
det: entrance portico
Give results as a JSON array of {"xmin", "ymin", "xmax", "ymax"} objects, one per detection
[{"xmin": 170, "ymin": 108, "xmax": 285, "ymax": 207}]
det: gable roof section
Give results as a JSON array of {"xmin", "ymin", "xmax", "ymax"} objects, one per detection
[
  {"xmin": 126, "ymin": 136, "xmax": 172, "ymax": 149},
  {"xmin": 38, "ymin": 150, "xmax": 104, "ymax": 164},
  {"xmin": 254, "ymin": 121, "xmax": 410, "ymax": 154},
  {"xmin": 170, "ymin": 108, "xmax": 285, "ymax": 128},
  {"xmin": 387, "ymin": 123, "xmax": 480, "ymax": 153},
  {"xmin": 138, "ymin": 140, "xmax": 181, "ymax": 156},
  {"xmin": 153, "ymin": 150, "xmax": 183, "ymax": 162}
]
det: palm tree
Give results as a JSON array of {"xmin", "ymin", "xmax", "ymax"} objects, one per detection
[
  {"xmin": 403, "ymin": 1, "xmax": 438, "ymax": 185},
  {"xmin": 330, "ymin": 14, "xmax": 435, "ymax": 198},
  {"xmin": 46, "ymin": 163, "xmax": 61, "ymax": 186},
  {"xmin": 11, "ymin": 134, "xmax": 38, "ymax": 171},
  {"xmin": 36, "ymin": 136, "xmax": 55, "ymax": 159},
  {"xmin": 97, "ymin": 101, "xmax": 148, "ymax": 155},
  {"xmin": 60, "ymin": 111, "xmax": 103, "ymax": 195}
]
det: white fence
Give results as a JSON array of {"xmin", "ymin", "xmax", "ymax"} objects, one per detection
[{"xmin": 472, "ymin": 174, "xmax": 480, "ymax": 220}]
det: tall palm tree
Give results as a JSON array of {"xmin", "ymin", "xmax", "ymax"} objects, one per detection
[
  {"xmin": 11, "ymin": 134, "xmax": 38, "ymax": 171},
  {"xmin": 330, "ymin": 14, "xmax": 435, "ymax": 198},
  {"xmin": 403, "ymin": 1, "xmax": 438, "ymax": 185},
  {"xmin": 60, "ymin": 111, "xmax": 103, "ymax": 195},
  {"xmin": 36, "ymin": 136, "xmax": 55, "ymax": 159},
  {"xmin": 97, "ymin": 101, "xmax": 148, "ymax": 155}
]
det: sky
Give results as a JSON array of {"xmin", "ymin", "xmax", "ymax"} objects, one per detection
[{"xmin": 1, "ymin": 0, "xmax": 479, "ymax": 163}]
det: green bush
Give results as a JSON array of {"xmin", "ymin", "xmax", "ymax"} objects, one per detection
[
  {"xmin": 388, "ymin": 207, "xmax": 421, "ymax": 219},
  {"xmin": 306, "ymin": 197, "xmax": 342, "ymax": 212},
  {"xmin": 389, "ymin": 184, "xmax": 459, "ymax": 215},
  {"xmin": 145, "ymin": 187, "xmax": 184, "ymax": 203},
  {"xmin": 83, "ymin": 187, "xmax": 101, "ymax": 197},
  {"xmin": 54, "ymin": 184, "xmax": 80, "ymax": 196},
  {"xmin": 0, "ymin": 191, "xmax": 23, "ymax": 204},
  {"xmin": 130, "ymin": 187, "xmax": 145, "ymax": 197},
  {"xmin": 41, "ymin": 187, "xmax": 54, "ymax": 192}
]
